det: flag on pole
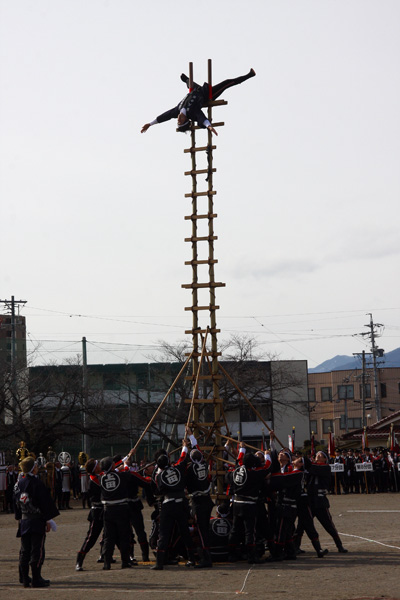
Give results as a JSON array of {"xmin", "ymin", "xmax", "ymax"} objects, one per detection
[
  {"xmin": 311, "ymin": 431, "xmax": 316, "ymax": 458},
  {"xmin": 288, "ymin": 435, "xmax": 293, "ymax": 452},
  {"xmin": 328, "ymin": 430, "xmax": 335, "ymax": 458}
]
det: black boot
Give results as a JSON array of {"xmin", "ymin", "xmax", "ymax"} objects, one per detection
[
  {"xmin": 141, "ymin": 541, "xmax": 150, "ymax": 562},
  {"xmin": 186, "ymin": 550, "xmax": 196, "ymax": 567},
  {"xmin": 312, "ymin": 539, "xmax": 329, "ymax": 558},
  {"xmin": 195, "ymin": 548, "xmax": 213, "ymax": 569},
  {"xmin": 75, "ymin": 552, "xmax": 85, "ymax": 571},
  {"xmin": 151, "ymin": 551, "xmax": 165, "ymax": 571},
  {"xmin": 19, "ymin": 564, "xmax": 31, "ymax": 588},
  {"xmin": 247, "ymin": 545, "xmax": 264, "ymax": 565},
  {"xmin": 337, "ymin": 543, "xmax": 348, "ymax": 553},
  {"xmin": 31, "ymin": 565, "xmax": 50, "ymax": 588}
]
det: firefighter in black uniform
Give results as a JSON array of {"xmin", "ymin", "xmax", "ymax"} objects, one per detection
[
  {"xmin": 141, "ymin": 69, "xmax": 256, "ymax": 135},
  {"xmin": 227, "ymin": 442, "xmax": 272, "ymax": 564},
  {"xmin": 100, "ymin": 456, "xmax": 133, "ymax": 570},
  {"xmin": 185, "ymin": 427, "xmax": 214, "ymax": 568},
  {"xmin": 304, "ymin": 452, "xmax": 348, "ymax": 553},
  {"xmin": 14, "ymin": 457, "xmax": 59, "ymax": 588},
  {"xmin": 267, "ymin": 439, "xmax": 303, "ymax": 561},
  {"xmin": 75, "ymin": 458, "xmax": 104, "ymax": 571},
  {"xmin": 151, "ymin": 437, "xmax": 196, "ymax": 570}
]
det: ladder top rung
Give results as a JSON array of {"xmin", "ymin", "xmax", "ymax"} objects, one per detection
[
  {"xmin": 185, "ymin": 191, "xmax": 217, "ymax": 198},
  {"xmin": 184, "ymin": 305, "xmax": 220, "ymax": 311},
  {"xmin": 185, "ymin": 168, "xmax": 217, "ymax": 176},
  {"xmin": 195, "ymin": 423, "xmax": 222, "ymax": 428},
  {"xmin": 184, "ymin": 145, "xmax": 216, "ymax": 154},
  {"xmin": 207, "ymin": 100, "xmax": 228, "ymax": 107},
  {"xmin": 182, "ymin": 282, "xmax": 225, "ymax": 289},
  {"xmin": 184, "ymin": 260, "xmax": 218, "ymax": 265},
  {"xmin": 185, "ymin": 213, "xmax": 217, "ymax": 221}
]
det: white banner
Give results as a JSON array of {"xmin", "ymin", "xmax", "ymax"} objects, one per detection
[
  {"xmin": 330, "ymin": 463, "xmax": 344, "ymax": 472},
  {"xmin": 355, "ymin": 462, "xmax": 373, "ymax": 472}
]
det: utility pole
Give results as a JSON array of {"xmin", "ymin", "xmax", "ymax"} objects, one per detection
[
  {"xmin": 362, "ymin": 314, "xmax": 384, "ymax": 421},
  {"xmin": 82, "ymin": 336, "xmax": 88, "ymax": 454}
]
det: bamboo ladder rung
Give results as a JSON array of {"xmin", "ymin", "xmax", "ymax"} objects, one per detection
[
  {"xmin": 185, "ymin": 191, "xmax": 217, "ymax": 198},
  {"xmin": 184, "ymin": 398, "xmax": 224, "ymax": 404},
  {"xmin": 184, "ymin": 214, "xmax": 218, "ymax": 221},
  {"xmin": 193, "ymin": 121, "xmax": 224, "ymax": 130},
  {"xmin": 184, "ymin": 259, "xmax": 218, "ymax": 265},
  {"xmin": 184, "ymin": 305, "xmax": 220, "ymax": 311},
  {"xmin": 207, "ymin": 100, "xmax": 228, "ymax": 107},
  {"xmin": 181, "ymin": 282, "xmax": 225, "ymax": 289},
  {"xmin": 185, "ymin": 351, "xmax": 222, "ymax": 357},
  {"xmin": 209, "ymin": 471, "xmax": 229, "ymax": 476},
  {"xmin": 185, "ymin": 168, "xmax": 216, "ymax": 176},
  {"xmin": 185, "ymin": 328, "xmax": 220, "ymax": 335},
  {"xmin": 184, "ymin": 235, "xmax": 218, "ymax": 242},
  {"xmin": 184, "ymin": 374, "xmax": 222, "ymax": 381},
  {"xmin": 184, "ymin": 145, "xmax": 216, "ymax": 154},
  {"xmin": 195, "ymin": 422, "xmax": 222, "ymax": 428}
]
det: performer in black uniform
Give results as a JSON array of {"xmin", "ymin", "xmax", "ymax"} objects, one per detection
[
  {"xmin": 185, "ymin": 427, "xmax": 214, "ymax": 568},
  {"xmin": 151, "ymin": 438, "xmax": 196, "ymax": 570},
  {"xmin": 227, "ymin": 443, "xmax": 272, "ymax": 564},
  {"xmin": 141, "ymin": 68, "xmax": 256, "ymax": 135},
  {"xmin": 75, "ymin": 458, "xmax": 104, "ymax": 571},
  {"xmin": 100, "ymin": 456, "xmax": 134, "ymax": 570},
  {"xmin": 14, "ymin": 457, "xmax": 59, "ymax": 588},
  {"xmin": 304, "ymin": 452, "xmax": 348, "ymax": 553}
]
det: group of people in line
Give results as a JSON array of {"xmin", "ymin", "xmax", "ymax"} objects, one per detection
[
  {"xmin": 327, "ymin": 447, "xmax": 400, "ymax": 494},
  {"xmin": 11, "ymin": 427, "xmax": 357, "ymax": 588}
]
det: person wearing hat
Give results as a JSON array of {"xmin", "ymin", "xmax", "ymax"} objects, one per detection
[
  {"xmin": 14, "ymin": 457, "xmax": 59, "ymax": 588},
  {"xmin": 266, "ymin": 435, "xmax": 303, "ymax": 561},
  {"xmin": 185, "ymin": 427, "xmax": 214, "ymax": 568},
  {"xmin": 303, "ymin": 451, "xmax": 348, "ymax": 553},
  {"xmin": 141, "ymin": 68, "xmax": 256, "ymax": 136},
  {"xmin": 151, "ymin": 436, "xmax": 197, "ymax": 570}
]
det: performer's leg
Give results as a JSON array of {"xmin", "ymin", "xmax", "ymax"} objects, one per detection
[{"xmin": 211, "ymin": 70, "xmax": 255, "ymax": 101}]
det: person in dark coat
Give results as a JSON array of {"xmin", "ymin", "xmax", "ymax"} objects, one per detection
[
  {"xmin": 14, "ymin": 457, "xmax": 59, "ymax": 588},
  {"xmin": 141, "ymin": 69, "xmax": 256, "ymax": 136}
]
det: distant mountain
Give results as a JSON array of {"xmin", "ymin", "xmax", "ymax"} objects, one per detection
[{"xmin": 309, "ymin": 347, "xmax": 400, "ymax": 373}]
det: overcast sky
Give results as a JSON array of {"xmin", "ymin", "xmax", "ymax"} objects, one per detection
[{"xmin": 1, "ymin": 0, "xmax": 399, "ymax": 368}]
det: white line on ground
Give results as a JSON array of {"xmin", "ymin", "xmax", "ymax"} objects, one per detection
[
  {"xmin": 347, "ymin": 510, "xmax": 400, "ymax": 513},
  {"xmin": 339, "ymin": 532, "xmax": 400, "ymax": 551},
  {"xmin": 236, "ymin": 567, "xmax": 252, "ymax": 595}
]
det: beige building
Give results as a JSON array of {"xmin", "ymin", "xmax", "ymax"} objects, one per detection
[{"xmin": 308, "ymin": 367, "xmax": 400, "ymax": 445}]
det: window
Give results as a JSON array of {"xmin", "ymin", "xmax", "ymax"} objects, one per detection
[
  {"xmin": 322, "ymin": 419, "xmax": 333, "ymax": 434},
  {"xmin": 239, "ymin": 403, "xmax": 257, "ymax": 422},
  {"xmin": 338, "ymin": 384, "xmax": 354, "ymax": 399},
  {"xmin": 340, "ymin": 415, "xmax": 362, "ymax": 429},
  {"xmin": 359, "ymin": 383, "xmax": 371, "ymax": 398},
  {"xmin": 310, "ymin": 420, "xmax": 317, "ymax": 434},
  {"xmin": 308, "ymin": 388, "xmax": 316, "ymax": 402},
  {"xmin": 380, "ymin": 383, "xmax": 387, "ymax": 398},
  {"xmin": 321, "ymin": 387, "xmax": 332, "ymax": 402}
]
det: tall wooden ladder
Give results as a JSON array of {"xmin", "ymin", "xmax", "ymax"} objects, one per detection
[{"xmin": 181, "ymin": 60, "xmax": 228, "ymax": 497}]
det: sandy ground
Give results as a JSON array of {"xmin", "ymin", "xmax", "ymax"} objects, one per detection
[{"xmin": 1, "ymin": 493, "xmax": 399, "ymax": 600}]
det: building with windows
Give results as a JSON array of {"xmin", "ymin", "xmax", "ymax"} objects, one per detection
[
  {"xmin": 308, "ymin": 367, "xmax": 400, "ymax": 446},
  {"xmin": 18, "ymin": 359, "xmax": 309, "ymax": 459},
  {"xmin": 0, "ymin": 313, "xmax": 27, "ymax": 368}
]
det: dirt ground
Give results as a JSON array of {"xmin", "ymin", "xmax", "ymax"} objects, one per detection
[{"xmin": 1, "ymin": 493, "xmax": 399, "ymax": 600}]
